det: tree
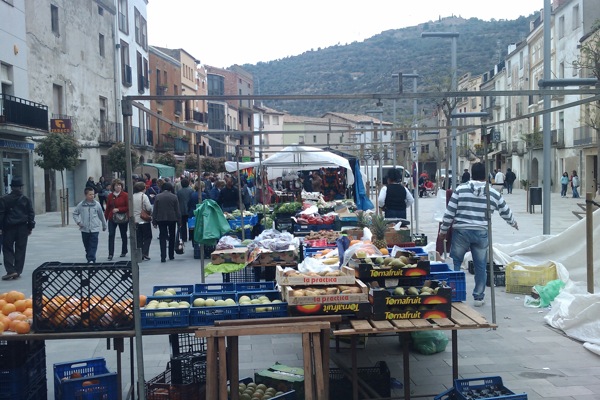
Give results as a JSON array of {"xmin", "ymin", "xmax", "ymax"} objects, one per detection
[
  {"xmin": 200, "ymin": 157, "xmax": 226, "ymax": 173},
  {"xmin": 155, "ymin": 151, "xmax": 176, "ymax": 167},
  {"xmin": 107, "ymin": 142, "xmax": 138, "ymax": 178},
  {"xmin": 572, "ymin": 26, "xmax": 600, "ymax": 194},
  {"xmin": 34, "ymin": 132, "xmax": 81, "ymax": 225},
  {"xmin": 185, "ymin": 154, "xmax": 198, "ymax": 171}
]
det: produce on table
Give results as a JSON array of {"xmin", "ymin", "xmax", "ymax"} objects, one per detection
[
  {"xmin": 274, "ymin": 202, "xmax": 302, "ymax": 215},
  {"xmin": 0, "ymin": 290, "xmax": 32, "ymax": 334},
  {"xmin": 289, "ymin": 285, "xmax": 362, "ymax": 296},
  {"xmin": 371, "ymin": 214, "xmax": 388, "ymax": 250},
  {"xmin": 303, "ymin": 230, "xmax": 340, "ymax": 243}
]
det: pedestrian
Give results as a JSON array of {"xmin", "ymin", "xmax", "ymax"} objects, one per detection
[
  {"xmin": 461, "ymin": 168, "xmax": 470, "ymax": 184},
  {"xmin": 96, "ymin": 176, "xmax": 109, "ymax": 211},
  {"xmin": 104, "ymin": 178, "xmax": 129, "ymax": 261},
  {"xmin": 439, "ymin": 162, "xmax": 518, "ymax": 307},
  {"xmin": 571, "ymin": 170, "xmax": 580, "ymax": 198},
  {"xmin": 73, "ymin": 187, "xmax": 107, "ymax": 264},
  {"xmin": 0, "ymin": 178, "xmax": 35, "ymax": 281},
  {"xmin": 242, "ymin": 180, "xmax": 256, "ymax": 210},
  {"xmin": 132, "ymin": 182, "xmax": 153, "ymax": 261},
  {"xmin": 176, "ymin": 178, "xmax": 194, "ymax": 242},
  {"xmin": 560, "ymin": 172, "xmax": 569, "ymax": 197},
  {"xmin": 152, "ymin": 182, "xmax": 180, "ymax": 262},
  {"xmin": 218, "ymin": 178, "xmax": 240, "ymax": 213},
  {"xmin": 209, "ymin": 179, "xmax": 224, "ymax": 201},
  {"xmin": 188, "ymin": 181, "xmax": 208, "ymax": 216},
  {"xmin": 147, "ymin": 178, "xmax": 161, "ymax": 205},
  {"xmin": 505, "ymin": 168, "xmax": 516, "ymax": 194},
  {"xmin": 494, "ymin": 169, "xmax": 505, "ymax": 194},
  {"xmin": 144, "ymin": 173, "xmax": 152, "ymax": 189},
  {"xmin": 311, "ymin": 171, "xmax": 322, "ymax": 193},
  {"xmin": 378, "ymin": 168, "xmax": 414, "ymax": 219},
  {"xmin": 85, "ymin": 176, "xmax": 98, "ymax": 195}
]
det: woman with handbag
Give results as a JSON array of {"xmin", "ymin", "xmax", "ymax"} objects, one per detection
[
  {"xmin": 104, "ymin": 178, "xmax": 129, "ymax": 260},
  {"xmin": 133, "ymin": 182, "xmax": 153, "ymax": 261}
]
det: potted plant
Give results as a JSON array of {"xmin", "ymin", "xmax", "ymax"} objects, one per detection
[{"xmin": 520, "ymin": 179, "xmax": 529, "ymax": 190}]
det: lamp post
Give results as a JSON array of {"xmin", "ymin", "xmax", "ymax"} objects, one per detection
[
  {"xmin": 422, "ymin": 31, "xmax": 459, "ymax": 189},
  {"xmin": 366, "ymin": 109, "xmax": 384, "ymax": 209}
]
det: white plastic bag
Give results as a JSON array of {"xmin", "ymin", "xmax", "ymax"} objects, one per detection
[{"xmin": 433, "ymin": 189, "xmax": 447, "ymax": 222}]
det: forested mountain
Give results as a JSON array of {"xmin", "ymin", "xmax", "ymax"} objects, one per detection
[{"xmin": 242, "ymin": 15, "xmax": 535, "ymax": 121}]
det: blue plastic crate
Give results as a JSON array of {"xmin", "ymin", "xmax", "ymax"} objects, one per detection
[
  {"xmin": 140, "ymin": 307, "xmax": 190, "ymax": 329},
  {"xmin": 54, "ymin": 357, "xmax": 118, "ymax": 400},
  {"xmin": 0, "ymin": 341, "xmax": 46, "ymax": 400},
  {"xmin": 233, "ymin": 228, "xmax": 253, "ymax": 240},
  {"xmin": 235, "ymin": 281, "xmax": 276, "ymax": 293},
  {"xmin": 239, "ymin": 301, "xmax": 288, "ymax": 319},
  {"xmin": 189, "ymin": 293, "xmax": 239, "ymax": 326},
  {"xmin": 152, "ymin": 284, "xmax": 194, "ymax": 295},
  {"xmin": 454, "ymin": 376, "xmax": 528, "ymax": 400},
  {"xmin": 427, "ymin": 263, "xmax": 467, "ymax": 302},
  {"xmin": 293, "ymin": 224, "xmax": 334, "ymax": 232},
  {"xmin": 146, "ymin": 294, "xmax": 192, "ymax": 305},
  {"xmin": 194, "ymin": 282, "xmax": 236, "ymax": 294},
  {"xmin": 393, "ymin": 246, "xmax": 428, "ymax": 257},
  {"xmin": 434, "ymin": 388, "xmax": 459, "ymax": 400},
  {"xmin": 228, "ymin": 214, "xmax": 258, "ymax": 229}
]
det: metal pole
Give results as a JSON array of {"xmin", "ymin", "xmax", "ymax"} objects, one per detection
[
  {"xmin": 483, "ymin": 123, "xmax": 497, "ymax": 324},
  {"xmin": 451, "ymin": 34, "xmax": 458, "ymax": 190},
  {"xmin": 542, "ymin": 0, "xmax": 552, "ymax": 234},
  {"xmin": 412, "ymin": 73, "xmax": 419, "ymax": 234},
  {"xmin": 236, "ymin": 145, "xmax": 244, "ymax": 240},
  {"xmin": 122, "ymin": 97, "xmax": 146, "ymax": 399},
  {"xmin": 586, "ymin": 192, "xmax": 594, "ymax": 293}
]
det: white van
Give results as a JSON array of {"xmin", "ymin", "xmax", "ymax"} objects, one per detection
[{"xmin": 359, "ymin": 165, "xmax": 411, "ymax": 190}]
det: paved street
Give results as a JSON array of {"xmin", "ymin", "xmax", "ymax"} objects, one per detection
[{"xmin": 2, "ymin": 187, "xmax": 599, "ymax": 399}]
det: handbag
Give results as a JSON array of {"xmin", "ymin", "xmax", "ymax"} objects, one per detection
[
  {"xmin": 112, "ymin": 212, "xmax": 129, "ymax": 224},
  {"xmin": 140, "ymin": 196, "xmax": 152, "ymax": 222},
  {"xmin": 175, "ymin": 225, "xmax": 185, "ymax": 254}
]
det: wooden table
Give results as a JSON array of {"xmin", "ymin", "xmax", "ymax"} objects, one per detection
[{"xmin": 332, "ymin": 303, "xmax": 497, "ymax": 400}]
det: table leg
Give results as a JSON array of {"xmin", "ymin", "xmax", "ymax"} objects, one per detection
[
  {"xmin": 129, "ymin": 338, "xmax": 135, "ymax": 400},
  {"xmin": 452, "ymin": 330, "xmax": 458, "ymax": 379},
  {"xmin": 311, "ymin": 332, "xmax": 326, "ymax": 400},
  {"xmin": 218, "ymin": 336, "xmax": 228, "ymax": 400},
  {"xmin": 401, "ymin": 332, "xmax": 411, "ymax": 400},
  {"xmin": 320, "ymin": 328, "xmax": 330, "ymax": 398},
  {"xmin": 113, "ymin": 338, "xmax": 124, "ymax": 400},
  {"xmin": 229, "ymin": 336, "xmax": 239, "ymax": 400},
  {"xmin": 351, "ymin": 335, "xmax": 358, "ymax": 400},
  {"xmin": 302, "ymin": 332, "xmax": 314, "ymax": 400},
  {"xmin": 206, "ymin": 337, "xmax": 218, "ymax": 400}
]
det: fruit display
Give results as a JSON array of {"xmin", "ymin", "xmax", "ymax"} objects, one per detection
[
  {"xmin": 303, "ymin": 230, "xmax": 340, "ymax": 244},
  {"xmin": 276, "ymin": 266, "xmax": 356, "ymax": 285},
  {"xmin": 0, "ymin": 290, "xmax": 32, "ymax": 334},
  {"xmin": 232, "ymin": 380, "xmax": 290, "ymax": 400},
  {"xmin": 370, "ymin": 214, "xmax": 388, "ymax": 250}
]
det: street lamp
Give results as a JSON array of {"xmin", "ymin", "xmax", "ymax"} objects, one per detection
[
  {"xmin": 422, "ymin": 31, "xmax": 459, "ymax": 189},
  {"xmin": 366, "ymin": 109, "xmax": 384, "ymax": 198}
]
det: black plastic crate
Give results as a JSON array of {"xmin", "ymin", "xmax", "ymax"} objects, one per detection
[
  {"xmin": 32, "ymin": 262, "xmax": 134, "ymax": 332},
  {"xmin": 329, "ymin": 361, "xmax": 390, "ymax": 400},
  {"xmin": 169, "ymin": 333, "xmax": 207, "ymax": 357},
  {"xmin": 146, "ymin": 366, "xmax": 203, "ymax": 400},
  {"xmin": 222, "ymin": 267, "xmax": 263, "ymax": 283},
  {"xmin": 170, "ymin": 354, "xmax": 206, "ymax": 385},
  {"xmin": 468, "ymin": 261, "xmax": 504, "ymax": 275},
  {"xmin": 0, "ymin": 341, "xmax": 47, "ymax": 400}
]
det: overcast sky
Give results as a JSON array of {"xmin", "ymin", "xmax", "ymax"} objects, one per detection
[{"xmin": 147, "ymin": 1, "xmax": 542, "ymax": 68}]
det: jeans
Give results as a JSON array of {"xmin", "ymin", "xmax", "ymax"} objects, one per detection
[
  {"xmin": 3, "ymin": 224, "xmax": 29, "ymax": 275},
  {"xmin": 450, "ymin": 228, "xmax": 488, "ymax": 301},
  {"xmin": 561, "ymin": 184, "xmax": 568, "ymax": 197},
  {"xmin": 81, "ymin": 231, "xmax": 99, "ymax": 262},
  {"xmin": 136, "ymin": 223, "xmax": 153, "ymax": 257},
  {"xmin": 384, "ymin": 208, "xmax": 407, "ymax": 219},
  {"xmin": 180, "ymin": 215, "xmax": 189, "ymax": 241},
  {"xmin": 572, "ymin": 186, "xmax": 580, "ymax": 198},
  {"xmin": 506, "ymin": 182, "xmax": 513, "ymax": 194},
  {"xmin": 157, "ymin": 221, "xmax": 177, "ymax": 260},
  {"xmin": 108, "ymin": 220, "xmax": 128, "ymax": 256}
]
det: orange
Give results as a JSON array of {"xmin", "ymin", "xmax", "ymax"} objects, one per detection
[
  {"xmin": 379, "ymin": 248, "xmax": 389, "ymax": 255},
  {"xmin": 5, "ymin": 291, "xmax": 25, "ymax": 304},
  {"xmin": 0, "ymin": 320, "xmax": 4, "ymax": 333},
  {"xmin": 24, "ymin": 298, "xmax": 32, "ymax": 309},
  {"xmin": 14, "ymin": 299, "xmax": 27, "ymax": 313},
  {"xmin": 13, "ymin": 320, "xmax": 31, "ymax": 334},
  {"xmin": 23, "ymin": 308, "xmax": 33, "ymax": 317},
  {"xmin": 0, "ymin": 299, "xmax": 6, "ymax": 309},
  {"xmin": 139, "ymin": 295, "xmax": 147, "ymax": 308},
  {"xmin": 2, "ymin": 303, "xmax": 16, "ymax": 316},
  {"xmin": 9, "ymin": 312, "xmax": 27, "ymax": 322}
]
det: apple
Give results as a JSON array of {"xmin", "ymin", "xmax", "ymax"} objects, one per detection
[{"xmin": 193, "ymin": 298, "xmax": 206, "ymax": 307}]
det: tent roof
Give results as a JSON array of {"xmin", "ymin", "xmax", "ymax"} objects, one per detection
[
  {"xmin": 261, "ymin": 145, "xmax": 354, "ymax": 185},
  {"xmin": 224, "ymin": 161, "xmax": 260, "ymax": 172},
  {"xmin": 135, "ymin": 163, "xmax": 176, "ymax": 179}
]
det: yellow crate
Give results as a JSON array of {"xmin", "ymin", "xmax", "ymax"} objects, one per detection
[{"xmin": 505, "ymin": 261, "xmax": 558, "ymax": 294}]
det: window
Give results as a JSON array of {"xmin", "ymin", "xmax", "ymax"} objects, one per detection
[
  {"xmin": 339, "ymin": 135, "xmax": 343, "ymax": 143},
  {"xmin": 52, "ymin": 84, "xmax": 64, "ymax": 115},
  {"xmin": 572, "ymin": 5, "xmax": 580, "ymax": 30},
  {"xmin": 98, "ymin": 5, "xmax": 103, "ymax": 15},
  {"xmin": 1, "ymin": 63, "xmax": 14, "ymax": 95},
  {"xmin": 99, "ymin": 96, "xmax": 108, "ymax": 134},
  {"xmin": 507, "ymin": 60, "xmax": 511, "ymax": 77},
  {"xmin": 207, "ymin": 75, "xmax": 225, "ymax": 96},
  {"xmin": 99, "ymin": 33, "xmax": 105, "ymax": 57},
  {"xmin": 120, "ymin": 40, "xmax": 131, "ymax": 86},
  {"xmin": 313, "ymin": 135, "xmax": 317, "ymax": 143},
  {"xmin": 558, "ymin": 15, "xmax": 565, "ymax": 38},
  {"xmin": 298, "ymin": 135, "xmax": 304, "ymax": 144},
  {"xmin": 272, "ymin": 115, "xmax": 279, "ymax": 125},
  {"xmin": 263, "ymin": 115, "xmax": 270, "ymax": 125},
  {"xmin": 559, "ymin": 61, "xmax": 564, "ymax": 79},
  {"xmin": 519, "ymin": 51, "xmax": 523, "ymax": 69},
  {"xmin": 134, "ymin": 8, "xmax": 147, "ymax": 49},
  {"xmin": 51, "ymin": 4, "xmax": 59, "ymax": 35},
  {"xmin": 118, "ymin": 0, "xmax": 128, "ymax": 34}
]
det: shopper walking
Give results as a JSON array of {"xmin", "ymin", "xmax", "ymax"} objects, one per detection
[
  {"xmin": 378, "ymin": 168, "xmax": 414, "ymax": 219},
  {"xmin": 73, "ymin": 187, "xmax": 107, "ymax": 264},
  {"xmin": 461, "ymin": 169, "xmax": 470, "ymax": 184},
  {"xmin": 218, "ymin": 178, "xmax": 240, "ymax": 213},
  {"xmin": 494, "ymin": 169, "xmax": 505, "ymax": 194},
  {"xmin": 0, "ymin": 178, "xmax": 35, "ymax": 280},
  {"xmin": 96, "ymin": 176, "xmax": 109, "ymax": 211},
  {"xmin": 132, "ymin": 182, "xmax": 153, "ymax": 261},
  {"xmin": 104, "ymin": 179, "xmax": 129, "ymax": 260},
  {"xmin": 571, "ymin": 170, "xmax": 580, "ymax": 198},
  {"xmin": 439, "ymin": 162, "xmax": 518, "ymax": 307},
  {"xmin": 176, "ymin": 178, "xmax": 194, "ymax": 242},
  {"xmin": 560, "ymin": 172, "xmax": 569, "ymax": 197},
  {"xmin": 505, "ymin": 168, "xmax": 516, "ymax": 194},
  {"xmin": 152, "ymin": 182, "xmax": 180, "ymax": 262}
]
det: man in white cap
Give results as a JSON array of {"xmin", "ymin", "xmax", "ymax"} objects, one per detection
[{"xmin": 0, "ymin": 178, "xmax": 35, "ymax": 280}]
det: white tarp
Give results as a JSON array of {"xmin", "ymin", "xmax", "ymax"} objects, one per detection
[
  {"xmin": 224, "ymin": 161, "xmax": 259, "ymax": 172},
  {"xmin": 261, "ymin": 145, "xmax": 355, "ymax": 185}
]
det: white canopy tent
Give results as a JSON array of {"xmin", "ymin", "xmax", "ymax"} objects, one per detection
[
  {"xmin": 260, "ymin": 145, "xmax": 355, "ymax": 185},
  {"xmin": 224, "ymin": 161, "xmax": 260, "ymax": 172}
]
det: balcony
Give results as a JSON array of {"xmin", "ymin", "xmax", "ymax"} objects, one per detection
[
  {"xmin": 146, "ymin": 129, "xmax": 153, "ymax": 146},
  {"xmin": 573, "ymin": 126, "xmax": 598, "ymax": 147},
  {"xmin": 512, "ymin": 141, "xmax": 525, "ymax": 156},
  {"xmin": 98, "ymin": 121, "xmax": 121, "ymax": 144},
  {"xmin": 0, "ymin": 94, "xmax": 49, "ymax": 133},
  {"xmin": 193, "ymin": 111, "xmax": 207, "ymax": 124},
  {"xmin": 551, "ymin": 129, "xmax": 565, "ymax": 148},
  {"xmin": 174, "ymin": 101, "xmax": 182, "ymax": 116},
  {"xmin": 500, "ymin": 142, "xmax": 508, "ymax": 154},
  {"xmin": 174, "ymin": 137, "xmax": 189, "ymax": 154}
]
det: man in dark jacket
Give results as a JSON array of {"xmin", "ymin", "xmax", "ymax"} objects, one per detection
[
  {"xmin": 0, "ymin": 178, "xmax": 35, "ymax": 280},
  {"xmin": 152, "ymin": 182, "xmax": 180, "ymax": 262},
  {"xmin": 218, "ymin": 178, "xmax": 240, "ymax": 212},
  {"xmin": 461, "ymin": 169, "xmax": 470, "ymax": 183},
  {"xmin": 505, "ymin": 168, "xmax": 517, "ymax": 194},
  {"xmin": 176, "ymin": 178, "xmax": 194, "ymax": 242}
]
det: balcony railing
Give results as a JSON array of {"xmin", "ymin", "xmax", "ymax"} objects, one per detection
[
  {"xmin": 551, "ymin": 129, "xmax": 565, "ymax": 147},
  {"xmin": 98, "ymin": 121, "xmax": 121, "ymax": 143},
  {"xmin": 573, "ymin": 126, "xmax": 598, "ymax": 147},
  {"xmin": 193, "ymin": 111, "xmax": 207, "ymax": 123},
  {"xmin": 174, "ymin": 137, "xmax": 189, "ymax": 153},
  {"xmin": 174, "ymin": 101, "xmax": 182, "ymax": 116},
  {"xmin": 146, "ymin": 129, "xmax": 153, "ymax": 146},
  {"xmin": 0, "ymin": 94, "xmax": 49, "ymax": 131}
]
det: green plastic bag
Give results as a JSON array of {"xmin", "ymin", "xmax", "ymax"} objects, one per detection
[
  {"xmin": 534, "ymin": 279, "xmax": 565, "ymax": 307},
  {"xmin": 410, "ymin": 330, "xmax": 449, "ymax": 355}
]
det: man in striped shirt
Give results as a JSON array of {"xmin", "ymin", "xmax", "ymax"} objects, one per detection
[{"xmin": 439, "ymin": 162, "xmax": 519, "ymax": 307}]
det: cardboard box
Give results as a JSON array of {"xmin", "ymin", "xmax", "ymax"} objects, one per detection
[
  {"xmin": 384, "ymin": 227, "xmax": 411, "ymax": 245},
  {"xmin": 355, "ymin": 260, "xmax": 430, "ymax": 282},
  {"xmin": 281, "ymin": 280, "xmax": 368, "ymax": 305},
  {"xmin": 371, "ymin": 303, "xmax": 452, "ymax": 320},
  {"xmin": 248, "ymin": 245, "xmax": 298, "ymax": 266},
  {"xmin": 255, "ymin": 363, "xmax": 304, "ymax": 399},
  {"xmin": 276, "ymin": 265, "xmax": 356, "ymax": 286},
  {"xmin": 369, "ymin": 282, "xmax": 452, "ymax": 315},
  {"xmin": 287, "ymin": 302, "xmax": 371, "ymax": 318},
  {"xmin": 210, "ymin": 248, "xmax": 248, "ymax": 265}
]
